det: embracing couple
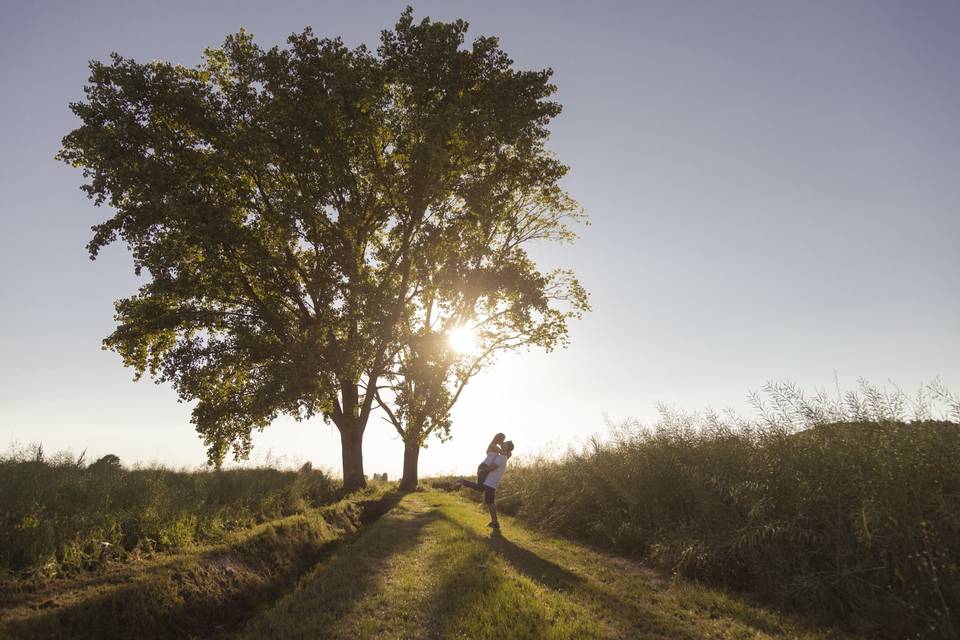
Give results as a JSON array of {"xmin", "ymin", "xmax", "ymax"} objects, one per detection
[{"xmin": 460, "ymin": 433, "xmax": 514, "ymax": 532}]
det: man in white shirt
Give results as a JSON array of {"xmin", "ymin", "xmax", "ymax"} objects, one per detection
[
  {"xmin": 475, "ymin": 432, "xmax": 505, "ymax": 485},
  {"xmin": 460, "ymin": 436, "xmax": 514, "ymax": 532}
]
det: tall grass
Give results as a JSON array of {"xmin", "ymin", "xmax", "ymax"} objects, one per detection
[
  {"xmin": 0, "ymin": 448, "xmax": 338, "ymax": 575},
  {"xmin": 497, "ymin": 380, "xmax": 960, "ymax": 639}
]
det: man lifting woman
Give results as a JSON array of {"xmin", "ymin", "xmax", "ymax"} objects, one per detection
[{"xmin": 460, "ymin": 432, "xmax": 514, "ymax": 532}]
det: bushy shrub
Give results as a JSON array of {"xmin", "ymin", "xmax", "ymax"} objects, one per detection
[
  {"xmin": 0, "ymin": 449, "xmax": 338, "ymax": 575},
  {"xmin": 500, "ymin": 381, "xmax": 960, "ymax": 639}
]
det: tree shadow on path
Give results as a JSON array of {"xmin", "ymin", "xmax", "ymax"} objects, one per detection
[
  {"xmin": 438, "ymin": 511, "xmax": 807, "ymax": 640},
  {"xmin": 237, "ymin": 495, "xmax": 442, "ymax": 639},
  {"xmin": 423, "ymin": 514, "xmax": 570, "ymax": 638}
]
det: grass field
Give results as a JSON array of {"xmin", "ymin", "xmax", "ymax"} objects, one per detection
[
  {"xmin": 0, "ymin": 448, "xmax": 339, "ymax": 575},
  {"xmin": 495, "ymin": 419, "xmax": 960, "ymax": 638},
  {"xmin": 238, "ymin": 491, "xmax": 849, "ymax": 640},
  {"xmin": 0, "ymin": 489, "xmax": 397, "ymax": 639}
]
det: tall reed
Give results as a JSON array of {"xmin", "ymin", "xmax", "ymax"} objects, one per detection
[{"xmin": 497, "ymin": 380, "xmax": 960, "ymax": 638}]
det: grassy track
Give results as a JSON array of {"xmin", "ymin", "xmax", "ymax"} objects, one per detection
[{"xmin": 239, "ymin": 492, "xmax": 850, "ymax": 640}]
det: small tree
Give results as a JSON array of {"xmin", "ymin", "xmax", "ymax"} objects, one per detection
[
  {"xmin": 89, "ymin": 454, "xmax": 122, "ymax": 472},
  {"xmin": 59, "ymin": 9, "xmax": 584, "ymax": 490},
  {"xmin": 373, "ymin": 13, "xmax": 588, "ymax": 489},
  {"xmin": 375, "ymin": 180, "xmax": 588, "ymax": 489}
]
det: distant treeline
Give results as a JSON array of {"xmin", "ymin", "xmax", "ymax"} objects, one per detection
[
  {"xmin": 0, "ymin": 450, "xmax": 338, "ymax": 575},
  {"xmin": 496, "ymin": 381, "xmax": 960, "ymax": 639}
]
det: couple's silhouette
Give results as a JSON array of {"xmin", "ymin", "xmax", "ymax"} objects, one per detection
[{"xmin": 460, "ymin": 433, "xmax": 514, "ymax": 532}]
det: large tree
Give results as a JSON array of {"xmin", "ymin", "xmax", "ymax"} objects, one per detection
[{"xmin": 59, "ymin": 9, "xmax": 587, "ymax": 490}]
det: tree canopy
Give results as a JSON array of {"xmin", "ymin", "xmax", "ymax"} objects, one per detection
[{"xmin": 59, "ymin": 8, "xmax": 588, "ymax": 489}]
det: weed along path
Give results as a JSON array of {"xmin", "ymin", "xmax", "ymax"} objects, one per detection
[
  {"xmin": 0, "ymin": 490, "xmax": 402, "ymax": 640},
  {"xmin": 237, "ymin": 492, "xmax": 850, "ymax": 640}
]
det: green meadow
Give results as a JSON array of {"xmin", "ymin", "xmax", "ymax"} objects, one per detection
[{"xmin": 4, "ymin": 411, "xmax": 958, "ymax": 639}]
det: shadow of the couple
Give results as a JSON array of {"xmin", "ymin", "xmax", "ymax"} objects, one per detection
[{"xmin": 485, "ymin": 528, "xmax": 582, "ymax": 592}]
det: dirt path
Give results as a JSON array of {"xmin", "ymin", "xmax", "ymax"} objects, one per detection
[{"xmin": 237, "ymin": 492, "xmax": 851, "ymax": 640}]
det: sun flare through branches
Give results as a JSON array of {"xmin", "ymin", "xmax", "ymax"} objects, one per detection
[{"xmin": 447, "ymin": 326, "xmax": 479, "ymax": 355}]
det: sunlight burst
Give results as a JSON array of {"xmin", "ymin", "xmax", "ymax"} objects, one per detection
[{"xmin": 448, "ymin": 325, "xmax": 478, "ymax": 354}]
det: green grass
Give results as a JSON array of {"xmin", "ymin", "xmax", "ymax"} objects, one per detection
[
  {"xmin": 0, "ymin": 489, "xmax": 397, "ymax": 639},
  {"xmin": 497, "ymin": 419, "xmax": 960, "ymax": 638},
  {"xmin": 239, "ymin": 491, "xmax": 849, "ymax": 640},
  {"xmin": 0, "ymin": 448, "xmax": 339, "ymax": 575}
]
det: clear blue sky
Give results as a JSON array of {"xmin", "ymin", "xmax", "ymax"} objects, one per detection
[{"xmin": 1, "ymin": 1, "xmax": 958, "ymax": 476}]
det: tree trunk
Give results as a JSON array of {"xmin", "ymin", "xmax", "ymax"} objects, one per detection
[
  {"xmin": 399, "ymin": 437, "xmax": 420, "ymax": 491},
  {"xmin": 340, "ymin": 424, "xmax": 366, "ymax": 492}
]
